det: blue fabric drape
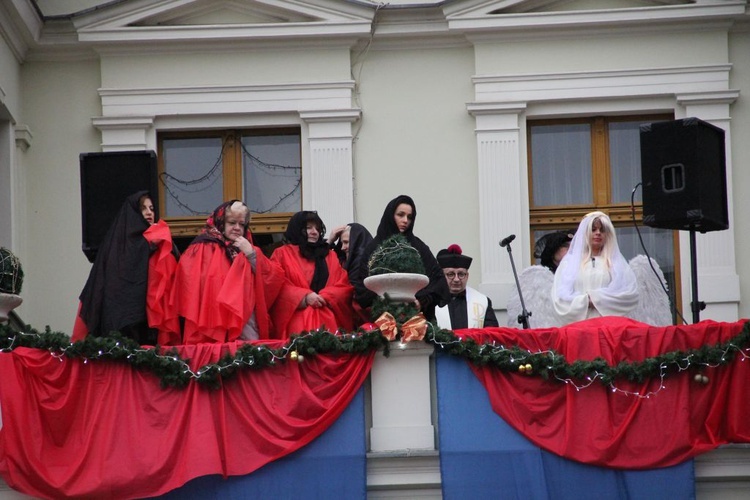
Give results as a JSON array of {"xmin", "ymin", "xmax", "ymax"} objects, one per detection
[
  {"xmin": 158, "ymin": 387, "xmax": 366, "ymax": 499},
  {"xmin": 436, "ymin": 354, "xmax": 695, "ymax": 500}
]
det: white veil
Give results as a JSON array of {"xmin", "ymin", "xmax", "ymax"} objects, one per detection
[{"xmin": 552, "ymin": 211, "xmax": 638, "ymax": 323}]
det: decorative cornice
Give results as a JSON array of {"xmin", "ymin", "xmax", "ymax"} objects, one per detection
[
  {"xmin": 76, "ymin": 21, "xmax": 374, "ymax": 44},
  {"xmin": 91, "ymin": 116, "xmax": 155, "ymax": 130},
  {"xmin": 472, "ymin": 64, "xmax": 734, "ymax": 85},
  {"xmin": 98, "ymin": 80, "xmax": 356, "ymax": 97},
  {"xmin": 299, "ymin": 109, "xmax": 361, "ymax": 123},
  {"xmin": 467, "ymin": 101, "xmax": 527, "ymax": 116},
  {"xmin": 14, "ymin": 125, "xmax": 32, "ymax": 151},
  {"xmin": 445, "ymin": 1, "xmax": 747, "ymax": 29},
  {"xmin": 71, "ymin": 0, "xmax": 375, "ymax": 30},
  {"xmin": 0, "ymin": 0, "xmax": 42, "ymax": 61},
  {"xmin": 676, "ymin": 90, "xmax": 741, "ymax": 106},
  {"xmin": 470, "ymin": 64, "xmax": 734, "ymax": 105},
  {"xmin": 71, "ymin": 0, "xmax": 375, "ymax": 44}
]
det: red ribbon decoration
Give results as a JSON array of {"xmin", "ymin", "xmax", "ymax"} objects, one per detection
[
  {"xmin": 374, "ymin": 312, "xmax": 398, "ymax": 341},
  {"xmin": 400, "ymin": 313, "xmax": 427, "ymax": 343}
]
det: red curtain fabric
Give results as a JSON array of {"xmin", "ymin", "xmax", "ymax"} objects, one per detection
[
  {"xmin": 460, "ymin": 317, "xmax": 750, "ymax": 469},
  {"xmin": 0, "ymin": 341, "xmax": 373, "ymax": 499}
]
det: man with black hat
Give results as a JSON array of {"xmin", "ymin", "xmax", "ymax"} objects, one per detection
[{"xmin": 435, "ymin": 244, "xmax": 499, "ymax": 330}]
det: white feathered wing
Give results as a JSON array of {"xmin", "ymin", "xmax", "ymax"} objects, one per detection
[
  {"xmin": 626, "ymin": 255, "xmax": 673, "ymax": 326},
  {"xmin": 506, "ymin": 257, "xmax": 672, "ymax": 329},
  {"xmin": 505, "ymin": 265, "xmax": 561, "ymax": 329}
]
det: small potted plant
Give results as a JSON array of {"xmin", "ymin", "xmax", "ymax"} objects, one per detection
[
  {"xmin": 0, "ymin": 247, "xmax": 24, "ymax": 322},
  {"xmin": 363, "ymin": 234, "xmax": 428, "ymax": 302}
]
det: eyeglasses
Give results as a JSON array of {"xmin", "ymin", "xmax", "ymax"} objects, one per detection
[{"xmin": 445, "ymin": 272, "xmax": 467, "ymax": 280}]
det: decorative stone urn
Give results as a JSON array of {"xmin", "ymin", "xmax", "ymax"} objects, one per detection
[
  {"xmin": 364, "ymin": 273, "xmax": 429, "ymax": 302},
  {"xmin": 0, "ymin": 247, "xmax": 24, "ymax": 322},
  {"xmin": 0, "ymin": 293, "xmax": 22, "ymax": 322}
]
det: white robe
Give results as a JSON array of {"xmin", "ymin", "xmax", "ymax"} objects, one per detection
[
  {"xmin": 552, "ymin": 257, "xmax": 638, "ymax": 324},
  {"xmin": 435, "ymin": 286, "xmax": 489, "ymax": 330}
]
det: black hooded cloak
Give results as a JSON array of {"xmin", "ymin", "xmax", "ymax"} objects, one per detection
[{"xmin": 78, "ymin": 190, "xmax": 154, "ymax": 342}]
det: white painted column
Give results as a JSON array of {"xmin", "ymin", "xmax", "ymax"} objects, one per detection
[
  {"xmin": 369, "ymin": 342, "xmax": 435, "ymax": 452},
  {"xmin": 300, "ymin": 110, "xmax": 359, "ymax": 229},
  {"xmin": 467, "ymin": 102, "xmax": 528, "ymax": 309}
]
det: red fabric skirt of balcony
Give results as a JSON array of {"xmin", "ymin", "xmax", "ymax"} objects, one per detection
[
  {"xmin": 460, "ymin": 317, "xmax": 750, "ymax": 469},
  {"xmin": 0, "ymin": 341, "xmax": 374, "ymax": 499}
]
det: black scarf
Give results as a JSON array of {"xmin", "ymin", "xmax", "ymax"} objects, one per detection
[
  {"xmin": 283, "ymin": 211, "xmax": 330, "ymax": 293},
  {"xmin": 375, "ymin": 194, "xmax": 417, "ymax": 243}
]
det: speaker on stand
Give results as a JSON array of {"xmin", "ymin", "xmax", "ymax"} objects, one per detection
[
  {"xmin": 639, "ymin": 117, "xmax": 728, "ymax": 323},
  {"xmin": 79, "ymin": 151, "xmax": 159, "ymax": 263}
]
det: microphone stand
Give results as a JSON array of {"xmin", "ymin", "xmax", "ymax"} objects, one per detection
[{"xmin": 504, "ymin": 241, "xmax": 531, "ymax": 329}]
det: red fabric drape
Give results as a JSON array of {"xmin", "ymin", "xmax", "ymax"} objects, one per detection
[
  {"xmin": 459, "ymin": 317, "xmax": 750, "ymax": 469},
  {"xmin": 171, "ymin": 243, "xmax": 284, "ymax": 343},
  {"xmin": 270, "ymin": 245, "xmax": 354, "ymax": 339},
  {"xmin": 0, "ymin": 341, "xmax": 373, "ymax": 499}
]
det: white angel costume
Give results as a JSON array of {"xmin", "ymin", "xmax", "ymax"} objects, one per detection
[
  {"xmin": 552, "ymin": 212, "xmax": 638, "ymax": 324},
  {"xmin": 506, "ymin": 212, "xmax": 672, "ymax": 328}
]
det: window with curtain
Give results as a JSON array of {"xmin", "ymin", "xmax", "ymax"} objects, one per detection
[
  {"xmin": 528, "ymin": 115, "xmax": 681, "ymax": 319},
  {"xmin": 157, "ymin": 128, "xmax": 301, "ymax": 253}
]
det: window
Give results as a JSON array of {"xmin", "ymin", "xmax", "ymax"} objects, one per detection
[
  {"xmin": 528, "ymin": 115, "xmax": 681, "ymax": 318},
  {"xmin": 157, "ymin": 128, "xmax": 301, "ymax": 252}
]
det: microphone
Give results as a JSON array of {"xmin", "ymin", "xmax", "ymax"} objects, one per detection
[{"xmin": 499, "ymin": 234, "xmax": 516, "ymax": 247}]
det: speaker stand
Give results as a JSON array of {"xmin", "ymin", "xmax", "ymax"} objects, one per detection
[{"xmin": 689, "ymin": 227, "xmax": 706, "ymax": 323}]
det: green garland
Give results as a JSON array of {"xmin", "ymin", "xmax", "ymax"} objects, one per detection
[
  {"xmin": 1, "ymin": 321, "xmax": 748, "ymax": 391},
  {"xmin": 0, "ymin": 323, "xmax": 389, "ymax": 390},
  {"xmin": 426, "ymin": 321, "xmax": 750, "ymax": 387}
]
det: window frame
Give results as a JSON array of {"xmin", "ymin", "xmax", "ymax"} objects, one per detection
[
  {"xmin": 526, "ymin": 114, "xmax": 682, "ymax": 315},
  {"xmin": 156, "ymin": 127, "xmax": 302, "ymax": 237}
]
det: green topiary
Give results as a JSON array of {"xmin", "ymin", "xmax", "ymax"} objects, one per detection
[
  {"xmin": 367, "ymin": 234, "xmax": 425, "ymax": 276},
  {"xmin": 0, "ymin": 247, "xmax": 24, "ymax": 295}
]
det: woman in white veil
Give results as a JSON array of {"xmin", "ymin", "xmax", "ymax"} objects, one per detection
[{"xmin": 552, "ymin": 211, "xmax": 639, "ymax": 324}]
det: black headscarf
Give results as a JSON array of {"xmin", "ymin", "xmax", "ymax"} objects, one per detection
[
  {"xmin": 354, "ymin": 195, "xmax": 450, "ymax": 319},
  {"xmin": 535, "ymin": 230, "xmax": 574, "ymax": 273},
  {"xmin": 79, "ymin": 190, "xmax": 153, "ymax": 339},
  {"xmin": 338, "ymin": 223, "xmax": 374, "ymax": 271},
  {"xmin": 283, "ymin": 211, "xmax": 330, "ymax": 293},
  {"xmin": 192, "ymin": 199, "xmax": 252, "ymax": 261},
  {"xmin": 375, "ymin": 194, "xmax": 416, "ymax": 241}
]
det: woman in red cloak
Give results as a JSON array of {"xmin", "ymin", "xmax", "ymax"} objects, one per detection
[
  {"xmin": 270, "ymin": 211, "xmax": 354, "ymax": 338},
  {"xmin": 171, "ymin": 200, "xmax": 284, "ymax": 344}
]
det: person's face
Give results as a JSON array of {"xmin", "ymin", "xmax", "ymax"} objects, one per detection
[
  {"xmin": 139, "ymin": 196, "xmax": 155, "ymax": 225},
  {"xmin": 306, "ymin": 222, "xmax": 320, "ymax": 243},
  {"xmin": 223, "ymin": 211, "xmax": 247, "ymax": 241},
  {"xmin": 394, "ymin": 203, "xmax": 413, "ymax": 233},
  {"xmin": 443, "ymin": 267, "xmax": 469, "ymax": 295},
  {"xmin": 341, "ymin": 227, "xmax": 351, "ymax": 257},
  {"xmin": 553, "ymin": 243, "xmax": 570, "ymax": 266},
  {"xmin": 589, "ymin": 219, "xmax": 606, "ymax": 254}
]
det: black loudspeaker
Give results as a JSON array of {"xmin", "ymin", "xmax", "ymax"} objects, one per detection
[
  {"xmin": 639, "ymin": 117, "xmax": 728, "ymax": 233},
  {"xmin": 80, "ymin": 150, "xmax": 158, "ymax": 263}
]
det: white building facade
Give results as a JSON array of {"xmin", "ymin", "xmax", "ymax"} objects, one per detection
[{"xmin": 0, "ymin": 0, "xmax": 748, "ymax": 497}]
